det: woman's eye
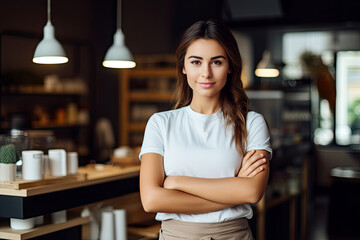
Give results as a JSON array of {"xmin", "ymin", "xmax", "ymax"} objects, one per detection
[
  {"xmin": 191, "ymin": 60, "xmax": 201, "ymax": 65},
  {"xmin": 212, "ymin": 60, "xmax": 222, "ymax": 65}
]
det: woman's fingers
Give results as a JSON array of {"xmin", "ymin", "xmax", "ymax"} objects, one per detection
[
  {"xmin": 248, "ymin": 165, "xmax": 264, "ymax": 177},
  {"xmin": 244, "ymin": 158, "xmax": 266, "ymax": 177},
  {"xmin": 242, "ymin": 151, "xmax": 263, "ymax": 170},
  {"xmin": 242, "ymin": 150, "xmax": 256, "ymax": 163},
  {"xmin": 238, "ymin": 150, "xmax": 268, "ymax": 178}
]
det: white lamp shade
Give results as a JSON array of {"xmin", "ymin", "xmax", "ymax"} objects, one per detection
[
  {"xmin": 102, "ymin": 29, "xmax": 136, "ymax": 69},
  {"xmin": 33, "ymin": 21, "xmax": 68, "ymax": 64},
  {"xmin": 255, "ymin": 50, "xmax": 279, "ymax": 78}
]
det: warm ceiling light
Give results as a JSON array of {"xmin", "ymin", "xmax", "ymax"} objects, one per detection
[
  {"xmin": 255, "ymin": 68, "xmax": 280, "ymax": 78},
  {"xmin": 102, "ymin": 0, "xmax": 135, "ymax": 69},
  {"xmin": 255, "ymin": 50, "xmax": 279, "ymax": 78},
  {"xmin": 33, "ymin": 0, "xmax": 68, "ymax": 64}
]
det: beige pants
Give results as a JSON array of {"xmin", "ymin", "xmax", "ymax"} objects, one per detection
[{"xmin": 158, "ymin": 218, "xmax": 254, "ymax": 240}]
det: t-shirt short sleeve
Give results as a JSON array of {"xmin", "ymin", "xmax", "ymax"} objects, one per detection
[
  {"xmin": 246, "ymin": 112, "xmax": 273, "ymax": 159},
  {"xmin": 139, "ymin": 114, "xmax": 164, "ymax": 160}
]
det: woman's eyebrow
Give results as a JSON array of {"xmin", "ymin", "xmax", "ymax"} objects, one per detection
[
  {"xmin": 211, "ymin": 55, "xmax": 226, "ymax": 60},
  {"xmin": 187, "ymin": 55, "xmax": 226, "ymax": 60},
  {"xmin": 188, "ymin": 55, "xmax": 202, "ymax": 59}
]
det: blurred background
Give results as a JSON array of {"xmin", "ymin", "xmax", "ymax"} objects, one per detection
[{"xmin": 0, "ymin": 0, "xmax": 360, "ymax": 239}]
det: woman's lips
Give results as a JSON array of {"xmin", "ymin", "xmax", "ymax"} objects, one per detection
[{"xmin": 198, "ymin": 82, "xmax": 215, "ymax": 88}]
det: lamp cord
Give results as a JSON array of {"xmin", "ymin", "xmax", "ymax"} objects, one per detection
[
  {"xmin": 47, "ymin": 0, "xmax": 51, "ymax": 22},
  {"xmin": 117, "ymin": 0, "xmax": 121, "ymax": 29}
]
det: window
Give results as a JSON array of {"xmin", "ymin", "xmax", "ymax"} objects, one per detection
[{"xmin": 282, "ymin": 31, "xmax": 334, "ymax": 79}]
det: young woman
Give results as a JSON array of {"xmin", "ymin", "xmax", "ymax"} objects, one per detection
[{"xmin": 139, "ymin": 19, "xmax": 272, "ymax": 240}]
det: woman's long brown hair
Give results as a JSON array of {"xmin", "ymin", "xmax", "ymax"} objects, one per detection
[{"xmin": 174, "ymin": 19, "xmax": 249, "ymax": 156}]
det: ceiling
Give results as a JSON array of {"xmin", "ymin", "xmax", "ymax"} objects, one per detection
[{"xmin": 223, "ymin": 0, "xmax": 360, "ymax": 29}]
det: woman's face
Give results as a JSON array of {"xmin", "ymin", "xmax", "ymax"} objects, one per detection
[{"xmin": 183, "ymin": 38, "xmax": 231, "ymax": 100}]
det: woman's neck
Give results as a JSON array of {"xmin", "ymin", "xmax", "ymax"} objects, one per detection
[{"xmin": 190, "ymin": 97, "xmax": 221, "ymax": 115}]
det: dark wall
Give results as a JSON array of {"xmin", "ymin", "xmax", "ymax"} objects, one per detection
[
  {"xmin": 0, "ymin": 0, "xmax": 225, "ymax": 149},
  {"xmin": 1, "ymin": 0, "xmax": 360, "ymax": 149}
]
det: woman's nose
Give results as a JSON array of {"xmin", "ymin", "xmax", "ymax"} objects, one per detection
[{"xmin": 201, "ymin": 66, "xmax": 211, "ymax": 78}]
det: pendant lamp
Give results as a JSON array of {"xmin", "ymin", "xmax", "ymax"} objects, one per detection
[
  {"xmin": 102, "ymin": 0, "xmax": 136, "ymax": 69},
  {"xmin": 33, "ymin": 0, "xmax": 68, "ymax": 64},
  {"xmin": 255, "ymin": 50, "xmax": 279, "ymax": 78}
]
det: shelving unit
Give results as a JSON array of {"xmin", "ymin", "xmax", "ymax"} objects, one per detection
[
  {"xmin": 0, "ymin": 89, "xmax": 91, "ymax": 159},
  {"xmin": 0, "ymin": 30, "xmax": 94, "ymax": 161},
  {"xmin": 0, "ymin": 214, "xmax": 89, "ymax": 240},
  {"xmin": 1, "ymin": 89, "xmax": 89, "ymax": 126},
  {"xmin": 246, "ymin": 80, "xmax": 312, "ymax": 240},
  {"xmin": 119, "ymin": 66, "xmax": 176, "ymax": 146}
]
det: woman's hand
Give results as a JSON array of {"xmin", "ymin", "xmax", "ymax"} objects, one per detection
[{"xmin": 237, "ymin": 150, "xmax": 267, "ymax": 178}]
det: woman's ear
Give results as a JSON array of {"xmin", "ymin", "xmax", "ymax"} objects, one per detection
[
  {"xmin": 182, "ymin": 67, "xmax": 186, "ymax": 74},
  {"xmin": 228, "ymin": 68, "xmax": 232, "ymax": 74}
]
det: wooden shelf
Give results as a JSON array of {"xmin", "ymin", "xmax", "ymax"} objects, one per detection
[
  {"xmin": 125, "ymin": 68, "xmax": 176, "ymax": 77},
  {"xmin": 0, "ymin": 122, "xmax": 88, "ymax": 130},
  {"xmin": 129, "ymin": 92, "xmax": 173, "ymax": 101},
  {"xmin": 32, "ymin": 122, "xmax": 88, "ymax": 129},
  {"xmin": 0, "ymin": 164, "xmax": 140, "ymax": 197},
  {"xmin": 0, "ymin": 214, "xmax": 89, "ymax": 240},
  {"xmin": 119, "ymin": 63, "xmax": 176, "ymax": 146},
  {"xmin": 0, "ymin": 174, "xmax": 87, "ymax": 190},
  {"xmin": 129, "ymin": 123, "xmax": 147, "ymax": 132},
  {"xmin": 2, "ymin": 89, "xmax": 87, "ymax": 96}
]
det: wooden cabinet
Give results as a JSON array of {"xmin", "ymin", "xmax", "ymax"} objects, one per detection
[{"xmin": 119, "ymin": 67, "xmax": 177, "ymax": 146}]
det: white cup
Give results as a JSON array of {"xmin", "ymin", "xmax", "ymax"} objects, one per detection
[
  {"xmin": 67, "ymin": 152, "xmax": 78, "ymax": 174},
  {"xmin": 52, "ymin": 210, "xmax": 67, "ymax": 224},
  {"xmin": 10, "ymin": 217, "xmax": 35, "ymax": 230},
  {"xmin": 100, "ymin": 210, "xmax": 115, "ymax": 240},
  {"xmin": 22, "ymin": 150, "xmax": 44, "ymax": 180},
  {"xmin": 48, "ymin": 149, "xmax": 67, "ymax": 176},
  {"xmin": 113, "ymin": 209, "xmax": 127, "ymax": 240}
]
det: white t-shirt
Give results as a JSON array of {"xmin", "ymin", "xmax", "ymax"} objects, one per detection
[{"xmin": 139, "ymin": 106, "xmax": 272, "ymax": 223}]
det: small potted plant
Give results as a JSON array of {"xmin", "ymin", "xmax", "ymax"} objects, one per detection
[{"xmin": 0, "ymin": 144, "xmax": 19, "ymax": 181}]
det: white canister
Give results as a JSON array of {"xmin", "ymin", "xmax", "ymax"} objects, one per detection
[
  {"xmin": 48, "ymin": 149, "xmax": 67, "ymax": 176},
  {"xmin": 67, "ymin": 152, "xmax": 78, "ymax": 174},
  {"xmin": 113, "ymin": 209, "xmax": 127, "ymax": 240},
  {"xmin": 22, "ymin": 150, "xmax": 44, "ymax": 180},
  {"xmin": 100, "ymin": 210, "xmax": 115, "ymax": 240},
  {"xmin": 10, "ymin": 217, "xmax": 35, "ymax": 230}
]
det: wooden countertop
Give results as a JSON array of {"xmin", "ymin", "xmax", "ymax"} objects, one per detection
[{"xmin": 0, "ymin": 164, "xmax": 140, "ymax": 197}]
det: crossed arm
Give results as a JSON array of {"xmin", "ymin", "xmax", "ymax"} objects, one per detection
[{"xmin": 139, "ymin": 150, "xmax": 269, "ymax": 214}]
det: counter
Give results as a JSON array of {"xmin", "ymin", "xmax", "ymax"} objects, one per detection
[{"xmin": 0, "ymin": 164, "xmax": 140, "ymax": 239}]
